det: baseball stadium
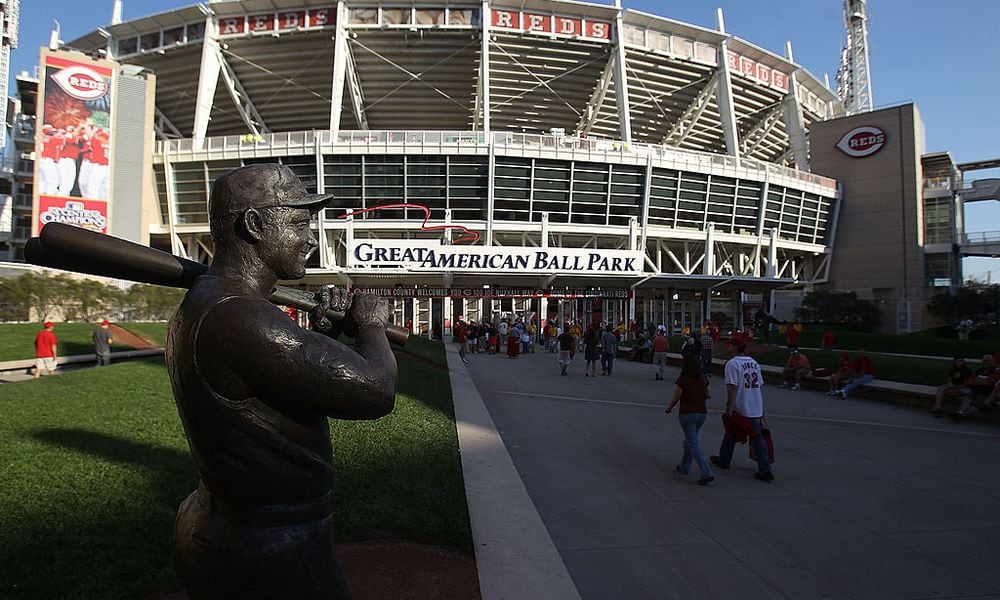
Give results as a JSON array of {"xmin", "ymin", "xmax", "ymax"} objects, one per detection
[{"xmin": 10, "ymin": 0, "xmax": 980, "ymax": 335}]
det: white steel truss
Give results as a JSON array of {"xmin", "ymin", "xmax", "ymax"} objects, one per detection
[
  {"xmin": 577, "ymin": 57, "xmax": 615, "ymax": 136},
  {"xmin": 219, "ymin": 48, "xmax": 271, "ymax": 136},
  {"xmin": 662, "ymin": 74, "xmax": 717, "ymax": 147}
]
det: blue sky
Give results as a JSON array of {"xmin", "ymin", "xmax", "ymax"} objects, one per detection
[{"xmin": 12, "ymin": 0, "xmax": 1000, "ymax": 278}]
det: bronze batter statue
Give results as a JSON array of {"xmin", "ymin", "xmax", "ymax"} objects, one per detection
[{"xmin": 166, "ymin": 164, "xmax": 398, "ymax": 598}]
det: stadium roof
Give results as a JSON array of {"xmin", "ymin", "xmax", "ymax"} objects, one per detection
[{"xmin": 66, "ymin": 0, "xmax": 841, "ymax": 165}]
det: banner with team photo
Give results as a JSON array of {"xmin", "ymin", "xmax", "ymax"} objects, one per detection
[{"xmin": 33, "ymin": 50, "xmax": 116, "ymax": 235}]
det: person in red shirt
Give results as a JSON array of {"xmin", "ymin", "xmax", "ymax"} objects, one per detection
[
  {"xmin": 58, "ymin": 125, "xmax": 81, "ymax": 196},
  {"xmin": 651, "ymin": 326, "xmax": 670, "ymax": 380},
  {"xmin": 34, "ymin": 321, "xmax": 58, "ymax": 378},
  {"xmin": 39, "ymin": 124, "xmax": 64, "ymax": 194},
  {"xmin": 820, "ymin": 330, "xmax": 837, "ymax": 351},
  {"xmin": 780, "ymin": 349, "xmax": 811, "ymax": 390},
  {"xmin": 827, "ymin": 352, "xmax": 854, "ymax": 395},
  {"xmin": 454, "ymin": 320, "xmax": 469, "ymax": 364},
  {"xmin": 835, "ymin": 349, "xmax": 875, "ymax": 399},
  {"xmin": 786, "ymin": 321, "xmax": 803, "ymax": 352}
]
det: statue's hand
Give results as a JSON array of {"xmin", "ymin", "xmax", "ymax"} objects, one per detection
[
  {"xmin": 310, "ymin": 286, "xmax": 353, "ymax": 337},
  {"xmin": 344, "ymin": 293, "xmax": 389, "ymax": 337}
]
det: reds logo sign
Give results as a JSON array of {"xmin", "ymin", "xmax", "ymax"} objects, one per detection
[
  {"xmin": 836, "ymin": 126, "xmax": 887, "ymax": 158},
  {"xmin": 51, "ymin": 65, "xmax": 109, "ymax": 101}
]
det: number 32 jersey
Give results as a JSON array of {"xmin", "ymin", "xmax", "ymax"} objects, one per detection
[{"xmin": 725, "ymin": 355, "xmax": 764, "ymax": 417}]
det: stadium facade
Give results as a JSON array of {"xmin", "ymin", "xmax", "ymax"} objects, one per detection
[{"xmin": 3, "ymin": 0, "xmax": 980, "ymax": 334}]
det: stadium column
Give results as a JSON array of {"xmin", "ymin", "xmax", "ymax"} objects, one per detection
[
  {"xmin": 703, "ymin": 223, "xmax": 716, "ymax": 276},
  {"xmin": 315, "ymin": 137, "xmax": 330, "ymax": 270},
  {"xmin": 782, "ymin": 41, "xmax": 810, "ymax": 171},
  {"xmin": 163, "ymin": 158, "xmax": 183, "ymax": 257},
  {"xmin": 480, "ymin": 0, "xmax": 491, "ymax": 133},
  {"xmin": 765, "ymin": 227, "xmax": 778, "ymax": 279},
  {"xmin": 753, "ymin": 170, "xmax": 771, "ymax": 277},
  {"xmin": 713, "ymin": 9, "xmax": 740, "ymax": 166},
  {"xmin": 192, "ymin": 15, "xmax": 221, "ymax": 151},
  {"xmin": 611, "ymin": 2, "xmax": 632, "ymax": 145},
  {"xmin": 329, "ymin": 0, "xmax": 349, "ymax": 134}
]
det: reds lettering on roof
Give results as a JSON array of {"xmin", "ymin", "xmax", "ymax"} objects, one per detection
[
  {"xmin": 217, "ymin": 8, "xmax": 334, "ymax": 36},
  {"xmin": 727, "ymin": 51, "xmax": 788, "ymax": 93},
  {"xmin": 491, "ymin": 8, "xmax": 610, "ymax": 41}
]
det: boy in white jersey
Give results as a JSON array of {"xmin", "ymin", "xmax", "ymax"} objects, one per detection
[{"xmin": 710, "ymin": 342, "xmax": 775, "ymax": 481}]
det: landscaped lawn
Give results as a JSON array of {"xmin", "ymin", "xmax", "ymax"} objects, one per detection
[
  {"xmin": 0, "ymin": 322, "xmax": 168, "ymax": 362},
  {"xmin": 0, "ymin": 336, "xmax": 470, "ymax": 599}
]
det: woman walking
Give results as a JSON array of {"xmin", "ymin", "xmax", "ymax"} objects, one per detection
[
  {"xmin": 583, "ymin": 324, "xmax": 601, "ymax": 377},
  {"xmin": 665, "ymin": 355, "xmax": 714, "ymax": 485}
]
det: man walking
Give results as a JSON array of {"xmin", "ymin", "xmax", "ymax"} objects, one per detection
[
  {"xmin": 700, "ymin": 324, "xmax": 715, "ymax": 376},
  {"xmin": 34, "ymin": 321, "xmax": 58, "ymax": 378},
  {"xmin": 557, "ymin": 328, "xmax": 576, "ymax": 376},
  {"xmin": 92, "ymin": 319, "xmax": 114, "ymax": 366},
  {"xmin": 652, "ymin": 326, "xmax": 670, "ymax": 380},
  {"xmin": 600, "ymin": 324, "xmax": 618, "ymax": 376},
  {"xmin": 711, "ymin": 342, "xmax": 775, "ymax": 482}
]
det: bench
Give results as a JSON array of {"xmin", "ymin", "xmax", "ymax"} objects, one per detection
[{"xmin": 658, "ymin": 352, "xmax": 1000, "ymax": 424}]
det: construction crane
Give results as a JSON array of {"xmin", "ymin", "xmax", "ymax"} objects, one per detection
[
  {"xmin": 0, "ymin": 0, "xmax": 19, "ymax": 149},
  {"xmin": 835, "ymin": 0, "xmax": 874, "ymax": 115}
]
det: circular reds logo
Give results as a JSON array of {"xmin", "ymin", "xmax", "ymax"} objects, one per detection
[
  {"xmin": 51, "ymin": 65, "xmax": 109, "ymax": 101},
  {"xmin": 836, "ymin": 126, "xmax": 887, "ymax": 158}
]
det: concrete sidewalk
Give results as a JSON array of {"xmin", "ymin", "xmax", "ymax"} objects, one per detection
[{"xmin": 452, "ymin": 344, "xmax": 1000, "ymax": 599}]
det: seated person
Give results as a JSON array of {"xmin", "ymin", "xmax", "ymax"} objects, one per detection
[
  {"xmin": 631, "ymin": 336, "xmax": 653, "ymax": 362},
  {"xmin": 780, "ymin": 349, "xmax": 811, "ymax": 390},
  {"xmin": 827, "ymin": 352, "xmax": 854, "ymax": 395},
  {"xmin": 834, "ymin": 350, "xmax": 875, "ymax": 399},
  {"xmin": 950, "ymin": 355, "xmax": 1000, "ymax": 423},
  {"xmin": 930, "ymin": 357, "xmax": 971, "ymax": 416}
]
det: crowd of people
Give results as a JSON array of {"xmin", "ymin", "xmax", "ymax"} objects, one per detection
[
  {"xmin": 931, "ymin": 354, "xmax": 1000, "ymax": 423},
  {"xmin": 37, "ymin": 122, "xmax": 112, "ymax": 199}
]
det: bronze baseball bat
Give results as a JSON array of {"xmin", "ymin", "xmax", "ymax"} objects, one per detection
[{"xmin": 26, "ymin": 223, "xmax": 409, "ymax": 346}]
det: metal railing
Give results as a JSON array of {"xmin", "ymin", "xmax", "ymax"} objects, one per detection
[
  {"xmin": 962, "ymin": 231, "xmax": 1000, "ymax": 245},
  {"xmin": 13, "ymin": 114, "xmax": 35, "ymax": 143},
  {"xmin": 923, "ymin": 176, "xmax": 952, "ymax": 191},
  {"xmin": 156, "ymin": 129, "xmax": 839, "ymax": 194}
]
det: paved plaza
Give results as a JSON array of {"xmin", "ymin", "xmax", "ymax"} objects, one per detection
[{"xmin": 451, "ymin": 344, "xmax": 1000, "ymax": 599}]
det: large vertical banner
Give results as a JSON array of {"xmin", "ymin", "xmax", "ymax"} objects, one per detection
[{"xmin": 33, "ymin": 50, "xmax": 116, "ymax": 235}]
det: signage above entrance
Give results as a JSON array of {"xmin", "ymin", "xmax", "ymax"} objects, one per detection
[
  {"xmin": 835, "ymin": 126, "xmax": 887, "ymax": 158},
  {"xmin": 348, "ymin": 240, "xmax": 644, "ymax": 275},
  {"xmin": 351, "ymin": 287, "xmax": 632, "ymax": 299}
]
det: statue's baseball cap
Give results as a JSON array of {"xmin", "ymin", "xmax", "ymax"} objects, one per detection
[{"xmin": 209, "ymin": 164, "xmax": 334, "ymax": 219}]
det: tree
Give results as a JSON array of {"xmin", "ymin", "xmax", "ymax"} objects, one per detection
[
  {"xmin": 125, "ymin": 284, "xmax": 185, "ymax": 321},
  {"xmin": 0, "ymin": 276, "xmax": 30, "ymax": 321},
  {"xmin": 927, "ymin": 283, "xmax": 1000, "ymax": 324},
  {"xmin": 17, "ymin": 271, "xmax": 73, "ymax": 321},
  {"xmin": 796, "ymin": 289, "xmax": 880, "ymax": 330}
]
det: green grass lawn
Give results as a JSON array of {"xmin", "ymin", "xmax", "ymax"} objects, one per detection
[
  {"xmin": 0, "ymin": 336, "xmax": 470, "ymax": 599},
  {"xmin": 752, "ymin": 347, "xmax": 949, "ymax": 387},
  {"xmin": 0, "ymin": 322, "xmax": 168, "ymax": 362},
  {"xmin": 774, "ymin": 324, "xmax": 1000, "ymax": 359}
]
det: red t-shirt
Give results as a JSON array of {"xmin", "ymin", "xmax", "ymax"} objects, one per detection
[
  {"xmin": 787, "ymin": 328, "xmax": 801, "ymax": 345},
  {"xmin": 674, "ymin": 374, "xmax": 708, "ymax": 414},
  {"xmin": 821, "ymin": 331, "xmax": 836, "ymax": 348},
  {"xmin": 854, "ymin": 356, "xmax": 875, "ymax": 375},
  {"xmin": 652, "ymin": 335, "xmax": 669, "ymax": 352},
  {"xmin": 41, "ymin": 134, "xmax": 64, "ymax": 160},
  {"xmin": 35, "ymin": 330, "xmax": 58, "ymax": 358}
]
